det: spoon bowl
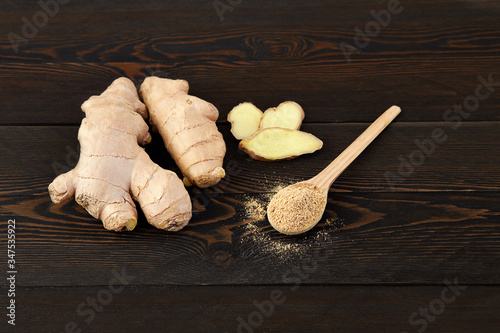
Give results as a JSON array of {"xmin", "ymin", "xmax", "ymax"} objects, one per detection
[{"xmin": 267, "ymin": 105, "xmax": 401, "ymax": 235}]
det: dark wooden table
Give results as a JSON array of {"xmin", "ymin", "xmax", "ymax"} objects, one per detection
[{"xmin": 1, "ymin": 0, "xmax": 499, "ymax": 332}]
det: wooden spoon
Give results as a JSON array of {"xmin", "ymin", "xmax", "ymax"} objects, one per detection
[{"xmin": 267, "ymin": 105, "xmax": 401, "ymax": 235}]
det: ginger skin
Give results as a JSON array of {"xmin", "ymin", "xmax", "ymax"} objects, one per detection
[
  {"xmin": 48, "ymin": 77, "xmax": 192, "ymax": 232},
  {"xmin": 140, "ymin": 77, "xmax": 226, "ymax": 188}
]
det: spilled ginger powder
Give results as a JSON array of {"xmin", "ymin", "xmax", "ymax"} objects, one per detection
[
  {"xmin": 239, "ymin": 183, "xmax": 338, "ymax": 262},
  {"xmin": 267, "ymin": 183, "xmax": 327, "ymax": 235}
]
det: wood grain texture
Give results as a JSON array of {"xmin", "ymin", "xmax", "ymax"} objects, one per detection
[
  {"xmin": 1, "ymin": 0, "xmax": 499, "ymax": 331},
  {"xmin": 1, "ymin": 0, "xmax": 499, "ymax": 57},
  {"xmin": 1, "ymin": 122, "xmax": 499, "ymax": 198},
  {"xmin": 1, "ymin": 190, "xmax": 499, "ymax": 286},
  {"xmin": 3, "ymin": 285, "xmax": 499, "ymax": 333},
  {"xmin": 1, "ymin": 62, "xmax": 499, "ymax": 124},
  {"xmin": 1, "ymin": 0, "xmax": 499, "ymax": 124}
]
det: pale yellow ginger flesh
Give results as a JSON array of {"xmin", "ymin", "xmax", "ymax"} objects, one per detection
[
  {"xmin": 239, "ymin": 128, "xmax": 323, "ymax": 161},
  {"xmin": 48, "ymin": 77, "xmax": 192, "ymax": 232},
  {"xmin": 140, "ymin": 77, "xmax": 226, "ymax": 188},
  {"xmin": 259, "ymin": 101, "xmax": 304, "ymax": 130},
  {"xmin": 227, "ymin": 102, "xmax": 263, "ymax": 139}
]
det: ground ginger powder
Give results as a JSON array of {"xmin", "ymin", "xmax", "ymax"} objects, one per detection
[{"xmin": 267, "ymin": 183, "xmax": 327, "ymax": 235}]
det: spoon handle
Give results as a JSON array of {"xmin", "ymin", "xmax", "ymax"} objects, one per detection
[{"xmin": 310, "ymin": 105, "xmax": 401, "ymax": 191}]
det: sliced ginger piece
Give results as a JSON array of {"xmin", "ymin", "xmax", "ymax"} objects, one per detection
[
  {"xmin": 227, "ymin": 102, "xmax": 263, "ymax": 139},
  {"xmin": 239, "ymin": 128, "xmax": 323, "ymax": 161},
  {"xmin": 260, "ymin": 101, "xmax": 305, "ymax": 130}
]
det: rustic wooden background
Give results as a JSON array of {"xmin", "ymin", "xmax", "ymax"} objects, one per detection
[{"xmin": 1, "ymin": 0, "xmax": 499, "ymax": 332}]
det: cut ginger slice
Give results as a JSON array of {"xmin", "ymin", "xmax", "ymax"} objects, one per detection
[
  {"xmin": 260, "ymin": 101, "xmax": 305, "ymax": 130},
  {"xmin": 239, "ymin": 128, "xmax": 323, "ymax": 161},
  {"xmin": 227, "ymin": 102, "xmax": 263, "ymax": 139}
]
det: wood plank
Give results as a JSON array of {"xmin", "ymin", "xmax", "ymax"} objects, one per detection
[
  {"xmin": 2, "ymin": 21, "xmax": 500, "ymax": 63},
  {"xmin": 1, "ymin": 190, "xmax": 499, "ymax": 287},
  {"xmin": 1, "ymin": 61, "xmax": 499, "ymax": 124},
  {"xmin": 1, "ymin": 0, "xmax": 499, "ymax": 60},
  {"xmin": 5, "ymin": 285, "xmax": 500, "ymax": 333},
  {"xmin": 1, "ymin": 122, "xmax": 499, "ymax": 198},
  {"xmin": 1, "ymin": 1, "xmax": 499, "ymax": 331},
  {"xmin": 1, "ymin": 0, "xmax": 499, "ymax": 124}
]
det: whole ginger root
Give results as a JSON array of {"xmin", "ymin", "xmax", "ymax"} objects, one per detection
[
  {"xmin": 48, "ymin": 77, "xmax": 192, "ymax": 232},
  {"xmin": 140, "ymin": 77, "xmax": 226, "ymax": 188}
]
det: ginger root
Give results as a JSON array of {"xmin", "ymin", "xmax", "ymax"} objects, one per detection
[
  {"xmin": 239, "ymin": 128, "xmax": 323, "ymax": 161},
  {"xmin": 48, "ymin": 77, "xmax": 192, "ymax": 232},
  {"xmin": 259, "ymin": 101, "xmax": 304, "ymax": 130},
  {"xmin": 140, "ymin": 77, "xmax": 226, "ymax": 188},
  {"xmin": 227, "ymin": 102, "xmax": 263, "ymax": 139}
]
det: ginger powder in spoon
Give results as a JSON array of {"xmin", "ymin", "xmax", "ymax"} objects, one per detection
[{"xmin": 267, "ymin": 183, "xmax": 327, "ymax": 235}]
